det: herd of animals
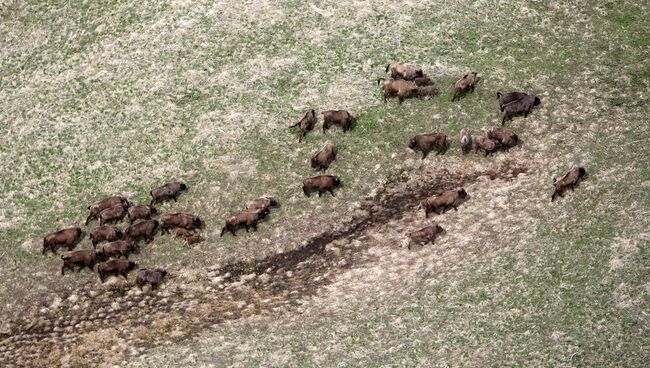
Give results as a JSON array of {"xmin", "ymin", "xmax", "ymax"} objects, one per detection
[{"xmin": 40, "ymin": 62, "xmax": 587, "ymax": 290}]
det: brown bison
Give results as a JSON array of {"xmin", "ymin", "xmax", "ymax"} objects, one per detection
[
  {"xmin": 417, "ymin": 86, "xmax": 439, "ymax": 99},
  {"xmin": 501, "ymin": 94, "xmax": 541, "ymax": 124},
  {"xmin": 385, "ymin": 62, "xmax": 423, "ymax": 81},
  {"xmin": 496, "ymin": 91, "xmax": 529, "ymax": 111},
  {"xmin": 125, "ymin": 219, "xmax": 158, "ymax": 243},
  {"xmin": 311, "ymin": 142, "xmax": 337, "ymax": 171},
  {"xmin": 246, "ymin": 196, "xmax": 278, "ymax": 214},
  {"xmin": 43, "ymin": 227, "xmax": 84, "ymax": 255},
  {"xmin": 414, "ymin": 76, "xmax": 432, "ymax": 86},
  {"xmin": 136, "ymin": 268, "xmax": 167, "ymax": 291},
  {"xmin": 552, "ymin": 167, "xmax": 586, "ymax": 202},
  {"xmin": 408, "ymin": 224, "xmax": 445, "ymax": 250},
  {"xmin": 288, "ymin": 109, "xmax": 316, "ymax": 142},
  {"xmin": 322, "ymin": 110, "xmax": 353, "ymax": 133},
  {"xmin": 408, "ymin": 133, "xmax": 447, "ymax": 159},
  {"xmin": 149, "ymin": 181, "xmax": 187, "ymax": 206},
  {"xmin": 487, "ymin": 127, "xmax": 519, "ymax": 151},
  {"xmin": 102, "ymin": 240, "xmax": 137, "ymax": 259},
  {"xmin": 99, "ymin": 204, "xmax": 128, "ymax": 225},
  {"xmin": 473, "ymin": 136, "xmax": 501, "ymax": 156},
  {"xmin": 459, "ymin": 128, "xmax": 472, "ymax": 155},
  {"xmin": 160, "ymin": 213, "xmax": 204, "ymax": 234},
  {"xmin": 97, "ymin": 259, "xmax": 138, "ymax": 283},
  {"xmin": 302, "ymin": 175, "xmax": 341, "ymax": 197},
  {"xmin": 61, "ymin": 249, "xmax": 102, "ymax": 275},
  {"xmin": 379, "ymin": 78, "xmax": 419, "ymax": 104},
  {"xmin": 421, "ymin": 189, "xmax": 468, "ymax": 217},
  {"xmin": 127, "ymin": 205, "xmax": 157, "ymax": 224},
  {"xmin": 220, "ymin": 209, "xmax": 265, "ymax": 237},
  {"xmin": 89, "ymin": 225, "xmax": 123, "ymax": 248},
  {"xmin": 452, "ymin": 72, "xmax": 479, "ymax": 101},
  {"xmin": 175, "ymin": 229, "xmax": 203, "ymax": 246},
  {"xmin": 85, "ymin": 196, "xmax": 130, "ymax": 225}
]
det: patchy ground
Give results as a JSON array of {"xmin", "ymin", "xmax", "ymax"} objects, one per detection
[{"xmin": 0, "ymin": 0, "xmax": 648, "ymax": 367}]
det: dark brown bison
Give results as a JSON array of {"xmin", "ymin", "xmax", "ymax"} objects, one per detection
[
  {"xmin": 379, "ymin": 78, "xmax": 419, "ymax": 104},
  {"xmin": 322, "ymin": 110, "xmax": 353, "ymax": 133},
  {"xmin": 408, "ymin": 224, "xmax": 445, "ymax": 250},
  {"xmin": 414, "ymin": 76, "xmax": 432, "ymax": 86},
  {"xmin": 487, "ymin": 127, "xmax": 519, "ymax": 151},
  {"xmin": 496, "ymin": 91, "xmax": 529, "ymax": 111},
  {"xmin": 311, "ymin": 142, "xmax": 337, "ymax": 171},
  {"xmin": 386, "ymin": 62, "xmax": 423, "ymax": 80},
  {"xmin": 160, "ymin": 213, "xmax": 203, "ymax": 234},
  {"xmin": 125, "ymin": 220, "xmax": 158, "ymax": 243},
  {"xmin": 302, "ymin": 175, "xmax": 341, "ymax": 197},
  {"xmin": 89, "ymin": 225, "xmax": 123, "ymax": 248},
  {"xmin": 417, "ymin": 86, "xmax": 439, "ymax": 99},
  {"xmin": 43, "ymin": 227, "xmax": 84, "ymax": 255},
  {"xmin": 452, "ymin": 72, "xmax": 479, "ymax": 101},
  {"xmin": 459, "ymin": 128, "xmax": 472, "ymax": 155},
  {"xmin": 220, "ymin": 209, "xmax": 265, "ymax": 237},
  {"xmin": 408, "ymin": 133, "xmax": 447, "ymax": 159},
  {"xmin": 473, "ymin": 136, "xmax": 501, "ymax": 156},
  {"xmin": 99, "ymin": 204, "xmax": 128, "ymax": 225},
  {"xmin": 61, "ymin": 249, "xmax": 102, "ymax": 275},
  {"xmin": 86, "ymin": 196, "xmax": 130, "ymax": 225},
  {"xmin": 149, "ymin": 181, "xmax": 187, "ymax": 206},
  {"xmin": 501, "ymin": 94, "xmax": 541, "ymax": 124},
  {"xmin": 127, "ymin": 205, "xmax": 157, "ymax": 224},
  {"xmin": 102, "ymin": 240, "xmax": 137, "ymax": 259},
  {"xmin": 97, "ymin": 259, "xmax": 138, "ymax": 283},
  {"xmin": 421, "ymin": 189, "xmax": 468, "ymax": 217},
  {"xmin": 552, "ymin": 167, "xmax": 586, "ymax": 202},
  {"xmin": 288, "ymin": 109, "xmax": 316, "ymax": 142},
  {"xmin": 136, "ymin": 268, "xmax": 167, "ymax": 290}
]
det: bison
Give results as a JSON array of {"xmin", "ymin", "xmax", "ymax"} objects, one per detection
[
  {"xmin": 61, "ymin": 249, "xmax": 102, "ymax": 275},
  {"xmin": 220, "ymin": 209, "xmax": 265, "ymax": 237},
  {"xmin": 459, "ymin": 128, "xmax": 472, "ymax": 155},
  {"xmin": 311, "ymin": 142, "xmax": 337, "ymax": 171},
  {"xmin": 43, "ymin": 227, "xmax": 84, "ymax": 255},
  {"xmin": 414, "ymin": 76, "xmax": 432, "ymax": 86},
  {"xmin": 552, "ymin": 167, "xmax": 586, "ymax": 202},
  {"xmin": 99, "ymin": 204, "xmax": 128, "ymax": 225},
  {"xmin": 288, "ymin": 109, "xmax": 316, "ymax": 142},
  {"xmin": 473, "ymin": 136, "xmax": 501, "ymax": 156},
  {"xmin": 125, "ymin": 219, "xmax": 158, "ymax": 243},
  {"xmin": 452, "ymin": 72, "xmax": 479, "ymax": 101},
  {"xmin": 160, "ymin": 213, "xmax": 203, "ymax": 234},
  {"xmin": 501, "ymin": 94, "xmax": 541, "ymax": 125},
  {"xmin": 85, "ymin": 196, "xmax": 130, "ymax": 225},
  {"xmin": 496, "ymin": 91, "xmax": 529, "ymax": 111},
  {"xmin": 408, "ymin": 133, "xmax": 447, "ymax": 159},
  {"xmin": 246, "ymin": 196, "xmax": 278, "ymax": 214},
  {"xmin": 385, "ymin": 62, "xmax": 423, "ymax": 81},
  {"xmin": 149, "ymin": 181, "xmax": 187, "ymax": 206},
  {"xmin": 417, "ymin": 86, "xmax": 439, "ymax": 99},
  {"xmin": 89, "ymin": 225, "xmax": 123, "ymax": 248},
  {"xmin": 486, "ymin": 127, "xmax": 519, "ymax": 151},
  {"xmin": 302, "ymin": 175, "xmax": 341, "ymax": 197},
  {"xmin": 127, "ymin": 205, "xmax": 157, "ymax": 224},
  {"xmin": 379, "ymin": 78, "xmax": 419, "ymax": 104},
  {"xmin": 322, "ymin": 110, "xmax": 353, "ymax": 133},
  {"xmin": 102, "ymin": 240, "xmax": 137, "ymax": 259},
  {"xmin": 408, "ymin": 224, "xmax": 445, "ymax": 250},
  {"xmin": 97, "ymin": 259, "xmax": 138, "ymax": 283},
  {"xmin": 136, "ymin": 268, "xmax": 167, "ymax": 291},
  {"xmin": 421, "ymin": 189, "xmax": 468, "ymax": 217}
]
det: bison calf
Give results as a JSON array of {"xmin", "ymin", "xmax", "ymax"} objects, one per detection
[
  {"xmin": 380, "ymin": 78, "xmax": 419, "ymax": 104},
  {"xmin": 246, "ymin": 196, "xmax": 278, "ymax": 214},
  {"xmin": 408, "ymin": 224, "xmax": 445, "ymax": 250},
  {"xmin": 311, "ymin": 142, "xmax": 337, "ymax": 171},
  {"xmin": 160, "ymin": 213, "xmax": 204, "ymax": 234},
  {"xmin": 61, "ymin": 249, "xmax": 102, "ymax": 275},
  {"xmin": 417, "ymin": 86, "xmax": 439, "ymax": 99},
  {"xmin": 43, "ymin": 227, "xmax": 83, "ymax": 255},
  {"xmin": 322, "ymin": 110, "xmax": 353, "ymax": 133},
  {"xmin": 496, "ymin": 91, "xmax": 528, "ymax": 111},
  {"xmin": 421, "ymin": 189, "xmax": 468, "ymax": 217},
  {"xmin": 89, "ymin": 225, "xmax": 123, "ymax": 248},
  {"xmin": 408, "ymin": 133, "xmax": 447, "ymax": 159},
  {"xmin": 86, "ymin": 196, "xmax": 130, "ymax": 225},
  {"xmin": 474, "ymin": 136, "xmax": 500, "ymax": 156},
  {"xmin": 136, "ymin": 268, "xmax": 167, "ymax": 291},
  {"xmin": 552, "ymin": 167, "xmax": 586, "ymax": 202},
  {"xmin": 102, "ymin": 240, "xmax": 137, "ymax": 259},
  {"xmin": 459, "ymin": 128, "xmax": 472, "ymax": 155},
  {"xmin": 125, "ymin": 220, "xmax": 158, "ymax": 243},
  {"xmin": 302, "ymin": 175, "xmax": 341, "ymax": 197},
  {"xmin": 452, "ymin": 72, "xmax": 479, "ymax": 101},
  {"xmin": 150, "ymin": 181, "xmax": 187, "ymax": 206},
  {"xmin": 501, "ymin": 94, "xmax": 541, "ymax": 124},
  {"xmin": 220, "ymin": 209, "xmax": 265, "ymax": 237},
  {"xmin": 128, "ymin": 205, "xmax": 157, "ymax": 224},
  {"xmin": 97, "ymin": 259, "xmax": 138, "ymax": 283},
  {"xmin": 288, "ymin": 109, "xmax": 316, "ymax": 142}
]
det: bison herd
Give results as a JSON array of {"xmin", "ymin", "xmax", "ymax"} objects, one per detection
[{"xmin": 42, "ymin": 61, "xmax": 587, "ymax": 290}]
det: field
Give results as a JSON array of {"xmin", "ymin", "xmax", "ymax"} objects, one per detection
[{"xmin": 0, "ymin": 0, "xmax": 648, "ymax": 366}]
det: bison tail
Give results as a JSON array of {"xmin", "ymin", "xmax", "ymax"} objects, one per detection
[
  {"xmin": 496, "ymin": 91, "xmax": 502, "ymax": 99},
  {"xmin": 385, "ymin": 64, "xmax": 390, "ymax": 73}
]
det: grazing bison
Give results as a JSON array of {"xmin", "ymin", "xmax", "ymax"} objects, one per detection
[
  {"xmin": 501, "ymin": 94, "xmax": 541, "ymax": 124},
  {"xmin": 89, "ymin": 225, "xmax": 123, "ymax": 248},
  {"xmin": 288, "ymin": 109, "xmax": 316, "ymax": 142},
  {"xmin": 127, "ymin": 205, "xmax": 157, "ymax": 224},
  {"xmin": 43, "ymin": 227, "xmax": 83, "ymax": 255},
  {"xmin": 149, "ymin": 181, "xmax": 187, "ymax": 206},
  {"xmin": 99, "ymin": 204, "xmax": 128, "ymax": 225},
  {"xmin": 61, "ymin": 249, "xmax": 102, "ymax": 275},
  {"xmin": 97, "ymin": 259, "xmax": 138, "ymax": 283},
  {"xmin": 496, "ymin": 91, "xmax": 528, "ymax": 111},
  {"xmin": 311, "ymin": 142, "xmax": 337, "ymax": 171},
  {"xmin": 421, "ymin": 189, "xmax": 468, "ymax": 217},
  {"xmin": 102, "ymin": 240, "xmax": 137, "ymax": 259},
  {"xmin": 452, "ymin": 72, "xmax": 479, "ymax": 101},
  {"xmin": 408, "ymin": 133, "xmax": 447, "ymax": 159},
  {"xmin": 322, "ymin": 110, "xmax": 353, "ymax": 133},
  {"xmin": 220, "ymin": 209, "xmax": 265, "ymax": 237},
  {"xmin": 487, "ymin": 127, "xmax": 519, "ymax": 150},
  {"xmin": 136, "ymin": 268, "xmax": 167, "ymax": 291},
  {"xmin": 459, "ymin": 128, "xmax": 472, "ymax": 155},
  {"xmin": 473, "ymin": 136, "xmax": 501, "ymax": 156},
  {"xmin": 160, "ymin": 213, "xmax": 203, "ymax": 234},
  {"xmin": 125, "ymin": 220, "xmax": 158, "ymax": 243},
  {"xmin": 552, "ymin": 167, "xmax": 586, "ymax": 202},
  {"xmin": 379, "ymin": 78, "xmax": 419, "ymax": 104},
  {"xmin": 417, "ymin": 86, "xmax": 439, "ymax": 99},
  {"xmin": 386, "ymin": 62, "xmax": 423, "ymax": 81},
  {"xmin": 86, "ymin": 196, "xmax": 130, "ymax": 225},
  {"xmin": 408, "ymin": 224, "xmax": 445, "ymax": 250},
  {"xmin": 302, "ymin": 175, "xmax": 341, "ymax": 197},
  {"xmin": 246, "ymin": 196, "xmax": 278, "ymax": 214}
]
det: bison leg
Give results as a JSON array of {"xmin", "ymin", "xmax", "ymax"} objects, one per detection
[
  {"xmin": 329, "ymin": 188, "xmax": 336, "ymax": 197},
  {"xmin": 318, "ymin": 190, "xmax": 323, "ymax": 197},
  {"xmin": 421, "ymin": 151, "xmax": 428, "ymax": 160},
  {"xmin": 99, "ymin": 274, "xmax": 105, "ymax": 283}
]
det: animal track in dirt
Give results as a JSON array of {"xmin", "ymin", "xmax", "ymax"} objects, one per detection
[{"xmin": 0, "ymin": 161, "xmax": 527, "ymax": 367}]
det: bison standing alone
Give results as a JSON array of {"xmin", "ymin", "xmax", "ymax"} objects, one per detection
[
  {"xmin": 408, "ymin": 133, "xmax": 447, "ymax": 159},
  {"xmin": 302, "ymin": 175, "xmax": 341, "ymax": 197},
  {"xmin": 421, "ymin": 189, "xmax": 468, "ymax": 217},
  {"xmin": 552, "ymin": 167, "xmax": 586, "ymax": 202},
  {"xmin": 322, "ymin": 110, "xmax": 353, "ymax": 133},
  {"xmin": 452, "ymin": 72, "xmax": 479, "ymax": 101},
  {"xmin": 408, "ymin": 224, "xmax": 445, "ymax": 250},
  {"xmin": 136, "ymin": 268, "xmax": 167, "ymax": 291}
]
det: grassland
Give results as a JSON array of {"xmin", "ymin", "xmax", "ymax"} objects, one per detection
[{"xmin": 0, "ymin": 0, "xmax": 648, "ymax": 366}]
